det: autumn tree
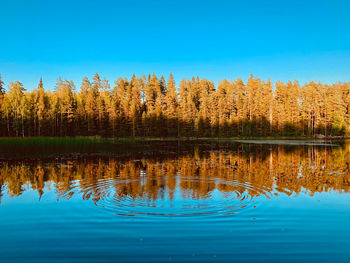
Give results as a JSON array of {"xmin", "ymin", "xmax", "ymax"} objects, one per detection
[
  {"xmin": 197, "ymin": 79, "xmax": 214, "ymax": 137},
  {"xmin": 55, "ymin": 77, "xmax": 76, "ymax": 136},
  {"xmin": 164, "ymin": 74, "xmax": 178, "ymax": 136},
  {"xmin": 232, "ymin": 78, "xmax": 247, "ymax": 136},
  {"xmin": 0, "ymin": 73, "xmax": 349, "ymax": 138},
  {"xmin": 4, "ymin": 82, "xmax": 27, "ymax": 136},
  {"xmin": 129, "ymin": 75, "xmax": 142, "ymax": 136},
  {"xmin": 0, "ymin": 75, "xmax": 4, "ymax": 135},
  {"xmin": 76, "ymin": 77, "xmax": 90, "ymax": 135},
  {"xmin": 34, "ymin": 78, "xmax": 48, "ymax": 136}
]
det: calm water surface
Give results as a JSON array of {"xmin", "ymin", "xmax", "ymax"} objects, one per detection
[{"xmin": 1, "ymin": 141, "xmax": 350, "ymax": 262}]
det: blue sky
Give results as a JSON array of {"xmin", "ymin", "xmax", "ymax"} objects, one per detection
[{"xmin": 1, "ymin": 0, "xmax": 350, "ymax": 91}]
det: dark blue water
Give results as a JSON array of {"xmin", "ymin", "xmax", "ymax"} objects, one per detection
[{"xmin": 1, "ymin": 142, "xmax": 350, "ymax": 262}]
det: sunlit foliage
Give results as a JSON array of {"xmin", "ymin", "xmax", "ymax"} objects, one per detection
[{"xmin": 0, "ymin": 73, "xmax": 349, "ymax": 137}]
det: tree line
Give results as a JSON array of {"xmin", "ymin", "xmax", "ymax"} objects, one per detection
[{"xmin": 0, "ymin": 73, "xmax": 349, "ymax": 137}]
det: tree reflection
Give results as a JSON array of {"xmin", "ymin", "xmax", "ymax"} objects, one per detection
[{"xmin": 1, "ymin": 143, "xmax": 350, "ymax": 204}]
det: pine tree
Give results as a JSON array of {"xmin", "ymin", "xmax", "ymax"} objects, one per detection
[
  {"xmin": 198, "ymin": 79, "xmax": 214, "ymax": 136},
  {"xmin": 99, "ymin": 78, "xmax": 112, "ymax": 136},
  {"xmin": 262, "ymin": 80, "xmax": 273, "ymax": 135},
  {"xmin": 129, "ymin": 74, "xmax": 142, "ymax": 137},
  {"xmin": 0, "ymin": 74, "xmax": 349, "ymax": 138},
  {"xmin": 0, "ymin": 74, "xmax": 5, "ymax": 135},
  {"xmin": 37, "ymin": 78, "xmax": 48, "ymax": 136},
  {"xmin": 5, "ymin": 81, "xmax": 26, "ymax": 136},
  {"xmin": 114, "ymin": 77, "xmax": 130, "ymax": 136},
  {"xmin": 77, "ymin": 77, "xmax": 91, "ymax": 135},
  {"xmin": 93, "ymin": 73, "xmax": 103, "ymax": 135},
  {"xmin": 233, "ymin": 78, "xmax": 247, "ymax": 136},
  {"xmin": 179, "ymin": 79, "xmax": 192, "ymax": 136},
  {"xmin": 55, "ymin": 78, "xmax": 76, "ymax": 136},
  {"xmin": 164, "ymin": 74, "xmax": 178, "ymax": 136},
  {"xmin": 85, "ymin": 76, "xmax": 98, "ymax": 135}
]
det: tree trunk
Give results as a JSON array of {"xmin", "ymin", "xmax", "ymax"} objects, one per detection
[
  {"xmin": 21, "ymin": 115, "xmax": 24, "ymax": 137},
  {"xmin": 38, "ymin": 118, "xmax": 41, "ymax": 136}
]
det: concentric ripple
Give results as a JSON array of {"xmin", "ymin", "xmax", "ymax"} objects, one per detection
[{"xmin": 61, "ymin": 175, "xmax": 273, "ymax": 217}]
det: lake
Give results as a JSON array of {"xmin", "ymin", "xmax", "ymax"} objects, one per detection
[{"xmin": 1, "ymin": 140, "xmax": 350, "ymax": 262}]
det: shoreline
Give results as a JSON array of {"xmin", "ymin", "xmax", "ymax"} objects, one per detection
[
  {"xmin": 0, "ymin": 135, "xmax": 347, "ymax": 141},
  {"xmin": 0, "ymin": 136, "xmax": 346, "ymax": 160}
]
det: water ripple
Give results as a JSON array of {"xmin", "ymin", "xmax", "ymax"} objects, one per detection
[{"xmin": 61, "ymin": 176, "xmax": 273, "ymax": 218}]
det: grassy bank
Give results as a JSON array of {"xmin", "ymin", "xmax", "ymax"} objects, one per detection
[
  {"xmin": 0, "ymin": 137, "xmax": 207, "ymax": 159},
  {"xmin": 0, "ymin": 136, "xmax": 344, "ymax": 159},
  {"xmin": 0, "ymin": 137, "xmax": 114, "ymax": 158}
]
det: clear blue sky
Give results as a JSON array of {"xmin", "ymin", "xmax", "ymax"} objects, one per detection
[{"xmin": 1, "ymin": 0, "xmax": 350, "ymax": 91}]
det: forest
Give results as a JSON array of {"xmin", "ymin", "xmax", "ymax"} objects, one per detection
[{"xmin": 0, "ymin": 73, "xmax": 349, "ymax": 137}]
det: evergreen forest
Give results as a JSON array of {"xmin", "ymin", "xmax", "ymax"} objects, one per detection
[{"xmin": 0, "ymin": 73, "xmax": 349, "ymax": 137}]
